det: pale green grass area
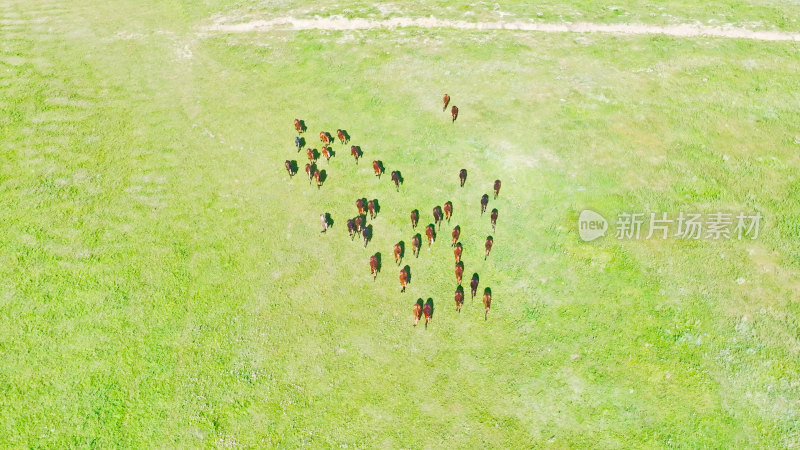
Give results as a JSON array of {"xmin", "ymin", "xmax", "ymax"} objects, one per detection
[{"xmin": 1, "ymin": 0, "xmax": 800, "ymax": 447}]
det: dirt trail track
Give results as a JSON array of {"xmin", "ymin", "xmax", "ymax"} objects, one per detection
[{"xmin": 206, "ymin": 16, "xmax": 800, "ymax": 42}]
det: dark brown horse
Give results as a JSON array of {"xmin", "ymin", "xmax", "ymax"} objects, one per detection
[
  {"xmin": 481, "ymin": 194, "xmax": 489, "ymax": 215},
  {"xmin": 470, "ymin": 273, "xmax": 479, "ymax": 300},
  {"xmin": 451, "ymin": 105, "xmax": 458, "ymax": 122},
  {"xmin": 490, "ymin": 208, "xmax": 498, "ymax": 231},
  {"xmin": 391, "ymin": 171, "xmax": 401, "ymax": 191},
  {"xmin": 411, "ymin": 234, "xmax": 421, "ymax": 257},
  {"xmin": 410, "ymin": 209, "xmax": 419, "ymax": 229},
  {"xmin": 494, "ymin": 179, "xmax": 501, "ymax": 199},
  {"xmin": 459, "ymin": 169, "xmax": 467, "ymax": 187},
  {"xmin": 433, "ymin": 206, "xmax": 443, "ymax": 229},
  {"xmin": 451, "ymin": 225, "xmax": 460, "ymax": 247},
  {"xmin": 485, "ymin": 236, "xmax": 493, "ymax": 260},
  {"xmin": 423, "ymin": 298, "xmax": 433, "ymax": 329},
  {"xmin": 350, "ymin": 145, "xmax": 361, "ymax": 164}
]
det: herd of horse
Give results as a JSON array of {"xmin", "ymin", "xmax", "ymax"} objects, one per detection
[{"xmin": 288, "ymin": 95, "xmax": 500, "ymax": 327}]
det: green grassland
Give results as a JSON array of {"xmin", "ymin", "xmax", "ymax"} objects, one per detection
[{"xmin": 1, "ymin": 0, "xmax": 800, "ymax": 447}]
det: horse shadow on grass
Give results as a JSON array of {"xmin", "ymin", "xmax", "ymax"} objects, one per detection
[
  {"xmin": 363, "ymin": 224, "xmax": 373, "ymax": 247},
  {"xmin": 396, "ymin": 241, "xmax": 405, "ymax": 264},
  {"xmin": 287, "ymin": 160, "xmax": 298, "ymax": 176}
]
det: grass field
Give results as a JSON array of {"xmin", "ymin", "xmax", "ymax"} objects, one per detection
[{"xmin": 1, "ymin": 0, "xmax": 800, "ymax": 447}]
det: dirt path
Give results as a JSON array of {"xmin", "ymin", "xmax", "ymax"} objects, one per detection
[{"xmin": 205, "ymin": 16, "xmax": 800, "ymax": 42}]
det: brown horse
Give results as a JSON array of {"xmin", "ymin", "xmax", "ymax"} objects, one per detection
[
  {"xmin": 490, "ymin": 208, "xmax": 498, "ymax": 231},
  {"xmin": 442, "ymin": 93, "xmax": 450, "ymax": 112},
  {"xmin": 454, "ymin": 242, "xmax": 462, "ymax": 263},
  {"xmin": 393, "ymin": 242, "xmax": 403, "ymax": 265},
  {"xmin": 451, "ymin": 105, "xmax": 458, "ymax": 122},
  {"xmin": 410, "ymin": 209, "xmax": 419, "ymax": 229},
  {"xmin": 411, "ymin": 234, "xmax": 421, "ymax": 257},
  {"xmin": 494, "ymin": 179, "xmax": 501, "ymax": 199},
  {"xmin": 399, "ymin": 267, "xmax": 409, "ymax": 293},
  {"xmin": 455, "ymin": 261, "xmax": 464, "ymax": 285},
  {"xmin": 483, "ymin": 288, "xmax": 492, "ymax": 320},
  {"xmin": 336, "ymin": 129, "xmax": 347, "ymax": 144},
  {"xmin": 305, "ymin": 163, "xmax": 314, "ymax": 184},
  {"xmin": 356, "ymin": 198, "xmax": 366, "ymax": 216},
  {"xmin": 319, "ymin": 131, "xmax": 331, "ymax": 146},
  {"xmin": 423, "ymin": 299, "xmax": 433, "ymax": 329},
  {"xmin": 285, "ymin": 160, "xmax": 296, "ymax": 178},
  {"xmin": 294, "ymin": 118, "xmax": 304, "ymax": 133},
  {"xmin": 372, "ymin": 160, "xmax": 383, "ymax": 178},
  {"xmin": 321, "ymin": 146, "xmax": 332, "ymax": 162},
  {"xmin": 459, "ymin": 169, "xmax": 467, "ymax": 187},
  {"xmin": 307, "ymin": 148, "xmax": 317, "ymax": 163},
  {"xmin": 433, "ymin": 206, "xmax": 443, "ymax": 229},
  {"xmin": 485, "ymin": 236, "xmax": 493, "ymax": 260},
  {"xmin": 443, "ymin": 201, "xmax": 452, "ymax": 222},
  {"xmin": 314, "ymin": 169, "xmax": 322, "ymax": 189},
  {"xmin": 413, "ymin": 299, "xmax": 423, "ymax": 326},
  {"xmin": 425, "ymin": 225, "xmax": 435, "ymax": 249},
  {"xmin": 370, "ymin": 254, "xmax": 379, "ymax": 280},
  {"xmin": 354, "ymin": 215, "xmax": 364, "ymax": 235},
  {"xmin": 367, "ymin": 200, "xmax": 376, "ymax": 219},
  {"xmin": 454, "ymin": 286, "xmax": 464, "ymax": 313},
  {"xmin": 350, "ymin": 145, "xmax": 361, "ymax": 164},
  {"xmin": 451, "ymin": 225, "xmax": 460, "ymax": 247},
  {"xmin": 481, "ymin": 194, "xmax": 489, "ymax": 215},
  {"xmin": 391, "ymin": 171, "xmax": 401, "ymax": 191},
  {"xmin": 470, "ymin": 274, "xmax": 479, "ymax": 300}
]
